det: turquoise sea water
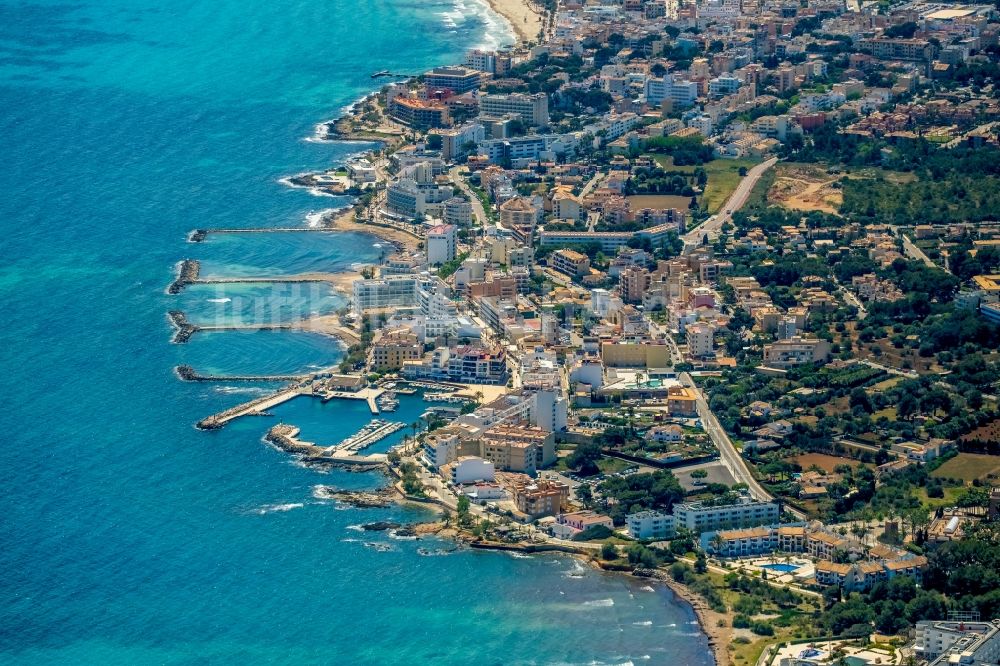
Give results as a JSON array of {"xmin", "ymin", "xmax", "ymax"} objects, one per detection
[{"xmin": 0, "ymin": 1, "xmax": 714, "ymax": 664}]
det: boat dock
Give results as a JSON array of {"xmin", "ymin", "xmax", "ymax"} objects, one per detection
[
  {"xmin": 405, "ymin": 380, "xmax": 463, "ymax": 391},
  {"xmin": 423, "ymin": 392, "xmax": 470, "ymax": 404},
  {"xmin": 325, "ymin": 419, "xmax": 406, "ymax": 455},
  {"xmin": 322, "ymin": 386, "xmax": 386, "ymax": 414},
  {"xmin": 264, "ymin": 424, "xmax": 387, "ymax": 467}
]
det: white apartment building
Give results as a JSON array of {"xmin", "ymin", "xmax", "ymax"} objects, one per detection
[
  {"xmin": 443, "ymin": 197, "xmax": 473, "ymax": 226},
  {"xmin": 688, "ymin": 114, "xmax": 714, "ymax": 136},
  {"xmin": 423, "ymin": 429, "xmax": 462, "ymax": 469},
  {"xmin": 672, "ymin": 496, "xmax": 780, "ymax": 534},
  {"xmin": 915, "ymin": 620, "xmax": 1000, "ymax": 665},
  {"xmin": 464, "ymin": 49, "xmax": 496, "ymax": 73},
  {"xmin": 352, "ymin": 276, "xmax": 420, "ymax": 312},
  {"xmin": 448, "ymin": 456, "xmax": 495, "ymax": 485},
  {"xmin": 762, "ymin": 337, "xmax": 832, "ymax": 368},
  {"xmin": 670, "ymin": 80, "xmax": 699, "ymax": 107},
  {"xmin": 386, "ymin": 178, "xmax": 452, "ymax": 218},
  {"xmin": 479, "ymin": 92, "xmax": 549, "ymax": 127},
  {"xmin": 627, "ymin": 510, "xmax": 676, "ymax": 539},
  {"xmin": 750, "ymin": 115, "xmax": 792, "ymax": 141},
  {"xmin": 433, "ymin": 123, "xmax": 485, "ymax": 161},
  {"xmin": 427, "ymin": 224, "xmax": 457, "ymax": 265},
  {"xmin": 708, "ymin": 74, "xmax": 741, "ymax": 98},
  {"xmin": 687, "ymin": 323, "xmax": 715, "ymax": 358}
]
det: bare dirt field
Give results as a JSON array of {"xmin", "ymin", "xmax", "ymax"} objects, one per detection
[
  {"xmin": 786, "ymin": 452, "xmax": 863, "ymax": 473},
  {"xmin": 767, "ymin": 163, "xmax": 843, "ymax": 214}
]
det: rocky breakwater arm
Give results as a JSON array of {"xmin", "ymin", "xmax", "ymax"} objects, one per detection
[
  {"xmin": 312, "ymin": 484, "xmax": 395, "ymax": 508},
  {"xmin": 168, "ymin": 311, "xmax": 197, "ymax": 344},
  {"xmin": 195, "ymin": 387, "xmax": 301, "ymax": 430},
  {"xmin": 167, "ymin": 259, "xmax": 200, "ymax": 294}
]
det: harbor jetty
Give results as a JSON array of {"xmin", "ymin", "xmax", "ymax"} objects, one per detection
[
  {"xmin": 197, "ymin": 386, "xmax": 306, "ymax": 430},
  {"xmin": 188, "ymin": 227, "xmax": 341, "ymax": 243},
  {"xmin": 168, "ymin": 259, "xmax": 200, "ymax": 294},
  {"xmin": 175, "ymin": 365, "xmax": 308, "ymax": 383},
  {"xmin": 168, "ymin": 311, "xmax": 197, "ymax": 343},
  {"xmin": 189, "ymin": 272, "xmax": 343, "ymax": 286},
  {"xmin": 167, "ymin": 308, "xmax": 359, "ymax": 346},
  {"xmin": 264, "ymin": 424, "xmax": 388, "ymax": 468},
  {"xmin": 168, "ymin": 312, "xmax": 293, "ymax": 344}
]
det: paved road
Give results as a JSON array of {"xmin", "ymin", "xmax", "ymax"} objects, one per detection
[
  {"xmin": 683, "ymin": 157, "xmax": 778, "ymax": 250},
  {"xmin": 679, "ymin": 371, "xmax": 806, "ymax": 520},
  {"xmin": 837, "ymin": 284, "xmax": 868, "ymax": 319},
  {"xmin": 450, "ymin": 166, "xmax": 489, "ymax": 227},
  {"xmin": 859, "ymin": 359, "xmax": 919, "ymax": 379},
  {"xmin": 899, "ymin": 230, "xmax": 949, "ymax": 273}
]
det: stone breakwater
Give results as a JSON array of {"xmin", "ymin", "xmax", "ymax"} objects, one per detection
[
  {"xmin": 168, "ymin": 311, "xmax": 197, "ymax": 343},
  {"xmin": 168, "ymin": 259, "xmax": 200, "ymax": 294},
  {"xmin": 195, "ymin": 387, "xmax": 303, "ymax": 430},
  {"xmin": 176, "ymin": 365, "xmax": 306, "ymax": 382},
  {"xmin": 312, "ymin": 484, "xmax": 395, "ymax": 508}
]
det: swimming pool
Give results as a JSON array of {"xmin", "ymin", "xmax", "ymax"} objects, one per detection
[{"xmin": 762, "ymin": 563, "xmax": 800, "ymax": 573}]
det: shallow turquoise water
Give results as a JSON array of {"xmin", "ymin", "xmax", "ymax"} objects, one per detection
[{"xmin": 0, "ymin": 1, "xmax": 714, "ymax": 664}]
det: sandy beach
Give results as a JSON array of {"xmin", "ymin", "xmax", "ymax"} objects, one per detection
[
  {"xmin": 658, "ymin": 574, "xmax": 732, "ymax": 666},
  {"xmin": 323, "ymin": 208, "xmax": 422, "ymax": 255},
  {"xmin": 485, "ymin": 0, "xmax": 545, "ymax": 45}
]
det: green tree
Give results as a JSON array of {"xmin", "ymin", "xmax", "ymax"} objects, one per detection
[{"xmin": 456, "ymin": 494, "xmax": 471, "ymax": 525}]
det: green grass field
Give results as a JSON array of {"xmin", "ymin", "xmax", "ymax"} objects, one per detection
[
  {"xmin": 647, "ymin": 154, "xmax": 697, "ymax": 173},
  {"xmin": 931, "ymin": 453, "xmax": 1000, "ymax": 484},
  {"xmin": 918, "ymin": 486, "xmax": 965, "ymax": 509},
  {"xmin": 702, "ymin": 159, "xmax": 760, "ymax": 214},
  {"xmin": 644, "ymin": 156, "xmax": 761, "ymax": 214}
]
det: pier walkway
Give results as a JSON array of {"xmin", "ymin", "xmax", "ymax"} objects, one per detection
[
  {"xmin": 188, "ymin": 227, "xmax": 340, "ymax": 242},
  {"xmin": 197, "ymin": 386, "xmax": 306, "ymax": 430},
  {"xmin": 169, "ymin": 310, "xmax": 360, "ymax": 345},
  {"xmin": 176, "ymin": 365, "xmax": 308, "ymax": 383},
  {"xmin": 191, "ymin": 272, "xmax": 344, "ymax": 285},
  {"xmin": 322, "ymin": 386, "xmax": 386, "ymax": 414}
]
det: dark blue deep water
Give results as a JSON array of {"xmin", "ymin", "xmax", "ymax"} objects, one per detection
[{"xmin": 0, "ymin": 1, "xmax": 714, "ymax": 663}]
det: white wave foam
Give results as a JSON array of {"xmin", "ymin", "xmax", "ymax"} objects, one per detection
[
  {"xmin": 639, "ymin": 585, "xmax": 655, "ymax": 592},
  {"xmin": 214, "ymin": 386, "xmax": 268, "ymax": 396},
  {"xmin": 506, "ymin": 551, "xmax": 531, "ymax": 559},
  {"xmin": 388, "ymin": 529, "xmax": 419, "ymax": 541},
  {"xmin": 468, "ymin": 0, "xmax": 517, "ymax": 50},
  {"xmin": 632, "ymin": 620, "xmax": 652, "ymax": 626},
  {"xmin": 583, "ymin": 598, "xmax": 614, "ymax": 607},
  {"xmin": 312, "ymin": 485, "xmax": 338, "ymax": 501},
  {"xmin": 255, "ymin": 502, "xmax": 303, "ymax": 515},
  {"xmin": 345, "ymin": 524, "xmax": 365, "ymax": 532}
]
